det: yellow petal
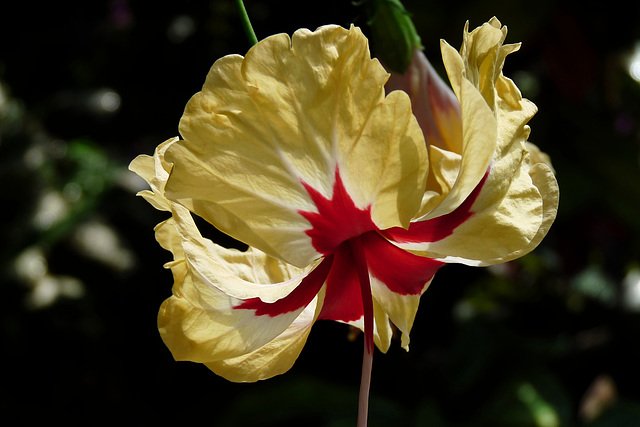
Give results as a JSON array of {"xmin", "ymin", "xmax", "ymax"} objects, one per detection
[
  {"xmin": 340, "ymin": 89, "xmax": 428, "ymax": 230},
  {"xmin": 165, "ymin": 25, "xmax": 427, "ymax": 267},
  {"xmin": 488, "ymin": 162, "xmax": 559, "ymax": 264},
  {"xmin": 154, "ymin": 217, "xmax": 184, "ymax": 262},
  {"xmin": 370, "ymin": 276, "xmax": 434, "ymax": 351},
  {"xmin": 459, "ymin": 18, "xmax": 509, "ymax": 108},
  {"xmin": 401, "ymin": 18, "xmax": 558, "ymax": 264},
  {"xmin": 526, "ymin": 141, "xmax": 555, "ymax": 174},
  {"xmin": 425, "ymin": 18, "xmax": 541, "ymax": 223},
  {"xmin": 407, "ymin": 154, "xmax": 545, "ymax": 265},
  {"xmin": 203, "ymin": 290, "xmax": 324, "ymax": 382},
  {"xmin": 170, "ymin": 203, "xmax": 316, "ymax": 303},
  {"xmin": 128, "ymin": 137, "xmax": 178, "ymax": 211},
  {"xmin": 372, "ymin": 298, "xmax": 393, "ymax": 353},
  {"xmin": 158, "ymin": 269, "xmax": 312, "ymax": 365},
  {"xmin": 157, "ymin": 205, "xmax": 323, "ymax": 364},
  {"xmin": 417, "ymin": 76, "xmax": 497, "ymax": 221}
]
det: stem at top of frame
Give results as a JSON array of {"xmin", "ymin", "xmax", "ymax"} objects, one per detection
[{"xmin": 234, "ymin": 0, "xmax": 258, "ymax": 46}]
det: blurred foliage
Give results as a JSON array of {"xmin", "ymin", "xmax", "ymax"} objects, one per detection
[{"xmin": 2, "ymin": 0, "xmax": 640, "ymax": 426}]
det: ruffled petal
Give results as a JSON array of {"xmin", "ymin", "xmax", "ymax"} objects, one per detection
[
  {"xmin": 128, "ymin": 137, "xmax": 178, "ymax": 211},
  {"xmin": 132, "ymin": 140, "xmax": 317, "ymax": 366},
  {"xmin": 394, "ymin": 18, "xmax": 558, "ymax": 265},
  {"xmin": 483, "ymin": 161, "xmax": 558, "ymax": 264},
  {"xmin": 416, "ymin": 73, "xmax": 497, "ymax": 221},
  {"xmin": 234, "ymin": 255, "xmax": 331, "ymax": 314},
  {"xmin": 362, "ymin": 232, "xmax": 443, "ymax": 350},
  {"xmin": 171, "ymin": 204, "xmax": 317, "ymax": 304},
  {"xmin": 157, "ymin": 205, "xmax": 324, "ymax": 366},
  {"xmin": 371, "ymin": 281, "xmax": 428, "ymax": 351},
  {"xmin": 203, "ymin": 291, "xmax": 324, "ymax": 382},
  {"xmin": 401, "ymin": 159, "xmax": 545, "ymax": 265},
  {"xmin": 165, "ymin": 25, "xmax": 427, "ymax": 268},
  {"xmin": 339, "ymin": 89, "xmax": 428, "ymax": 230}
]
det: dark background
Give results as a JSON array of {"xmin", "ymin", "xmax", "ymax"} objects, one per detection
[{"xmin": 2, "ymin": 1, "xmax": 640, "ymax": 425}]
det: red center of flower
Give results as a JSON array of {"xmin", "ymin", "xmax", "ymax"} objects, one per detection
[
  {"xmin": 298, "ymin": 169, "xmax": 379, "ymax": 257},
  {"xmin": 236, "ymin": 167, "xmax": 469, "ymax": 321},
  {"xmin": 235, "ymin": 166, "xmax": 490, "ymax": 322},
  {"xmin": 236, "ymin": 169, "xmax": 377, "ymax": 321}
]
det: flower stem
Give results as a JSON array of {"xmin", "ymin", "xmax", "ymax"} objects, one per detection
[
  {"xmin": 350, "ymin": 237, "xmax": 374, "ymax": 427},
  {"xmin": 234, "ymin": 0, "xmax": 258, "ymax": 46}
]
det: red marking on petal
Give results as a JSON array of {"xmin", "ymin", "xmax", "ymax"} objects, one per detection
[
  {"xmin": 234, "ymin": 256, "xmax": 333, "ymax": 317},
  {"xmin": 362, "ymin": 232, "xmax": 443, "ymax": 295},
  {"xmin": 299, "ymin": 168, "xmax": 378, "ymax": 256},
  {"xmin": 382, "ymin": 170, "xmax": 489, "ymax": 244},
  {"xmin": 318, "ymin": 243, "xmax": 364, "ymax": 322}
]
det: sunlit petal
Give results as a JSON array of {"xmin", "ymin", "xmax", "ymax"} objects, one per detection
[
  {"xmin": 204, "ymin": 291, "xmax": 324, "ymax": 382},
  {"xmin": 157, "ymin": 205, "xmax": 324, "ymax": 366},
  {"xmin": 171, "ymin": 204, "xmax": 317, "ymax": 304},
  {"xmin": 165, "ymin": 25, "xmax": 427, "ymax": 268},
  {"xmin": 398, "ymin": 18, "xmax": 558, "ymax": 265},
  {"xmin": 416, "ymin": 75, "xmax": 497, "ymax": 221},
  {"xmin": 128, "ymin": 137, "xmax": 178, "ymax": 211},
  {"xmin": 363, "ymin": 232, "xmax": 443, "ymax": 349}
]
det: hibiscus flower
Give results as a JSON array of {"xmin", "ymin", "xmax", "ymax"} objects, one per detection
[{"xmin": 130, "ymin": 19, "xmax": 558, "ymax": 425}]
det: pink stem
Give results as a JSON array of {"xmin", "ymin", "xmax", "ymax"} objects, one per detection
[{"xmin": 349, "ymin": 237, "xmax": 374, "ymax": 427}]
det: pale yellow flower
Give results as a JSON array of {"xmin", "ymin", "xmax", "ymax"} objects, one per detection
[{"xmin": 130, "ymin": 19, "xmax": 558, "ymax": 388}]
